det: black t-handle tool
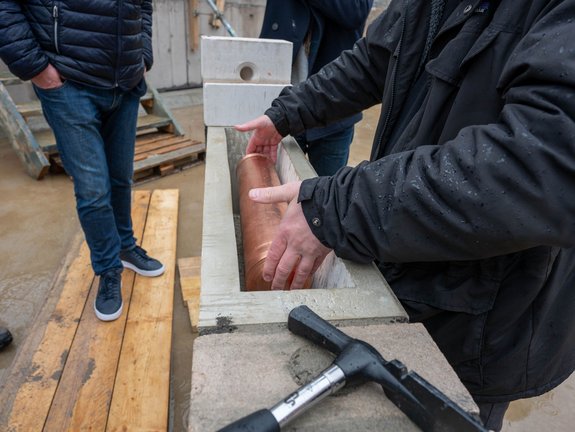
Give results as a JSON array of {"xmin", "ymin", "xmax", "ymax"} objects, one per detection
[{"xmin": 219, "ymin": 305, "xmax": 487, "ymax": 432}]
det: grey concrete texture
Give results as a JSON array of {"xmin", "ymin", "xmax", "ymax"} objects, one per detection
[{"xmin": 189, "ymin": 322, "xmax": 478, "ymax": 431}]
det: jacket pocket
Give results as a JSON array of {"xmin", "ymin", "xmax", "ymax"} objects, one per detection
[
  {"xmin": 426, "ymin": 24, "xmax": 502, "ymax": 86},
  {"xmin": 382, "ymin": 259, "xmax": 502, "ymax": 315}
]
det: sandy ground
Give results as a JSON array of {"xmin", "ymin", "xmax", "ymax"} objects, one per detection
[{"xmin": 0, "ymin": 94, "xmax": 574, "ymax": 431}]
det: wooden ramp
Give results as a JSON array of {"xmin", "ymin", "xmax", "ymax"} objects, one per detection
[{"xmin": 0, "ymin": 189, "xmax": 179, "ymax": 431}]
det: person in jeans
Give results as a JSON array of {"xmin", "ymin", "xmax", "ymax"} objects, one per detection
[
  {"xmin": 259, "ymin": 0, "xmax": 373, "ymax": 176},
  {"xmin": 0, "ymin": 1, "xmax": 164, "ymax": 322},
  {"xmin": 237, "ymin": 0, "xmax": 575, "ymax": 430}
]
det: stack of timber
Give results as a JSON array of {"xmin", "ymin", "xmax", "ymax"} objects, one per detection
[
  {"xmin": 0, "ymin": 72, "xmax": 205, "ymax": 181},
  {"xmin": 0, "ymin": 189, "xmax": 179, "ymax": 431}
]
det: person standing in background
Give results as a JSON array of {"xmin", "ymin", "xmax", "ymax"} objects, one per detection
[
  {"xmin": 0, "ymin": 0, "xmax": 164, "ymax": 322},
  {"xmin": 259, "ymin": 0, "xmax": 373, "ymax": 176}
]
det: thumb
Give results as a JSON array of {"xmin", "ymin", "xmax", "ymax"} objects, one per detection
[
  {"xmin": 235, "ymin": 115, "xmax": 267, "ymax": 132},
  {"xmin": 249, "ymin": 182, "xmax": 301, "ymax": 203}
]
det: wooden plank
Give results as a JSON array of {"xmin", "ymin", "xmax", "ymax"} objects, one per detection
[
  {"xmin": 34, "ymin": 128, "xmax": 57, "ymax": 153},
  {"xmin": 16, "ymin": 100, "xmax": 42, "ymax": 118},
  {"xmin": 211, "ymin": 0, "xmax": 226, "ymax": 29},
  {"xmin": 0, "ymin": 71, "xmax": 22, "ymax": 86},
  {"xmin": 178, "ymin": 257, "xmax": 202, "ymax": 332},
  {"xmin": 133, "ymin": 142, "xmax": 206, "ymax": 172},
  {"xmin": 135, "ymin": 132, "xmax": 173, "ymax": 146},
  {"xmin": 0, "ymin": 232, "xmax": 81, "ymax": 428},
  {"xmin": 0, "ymin": 81, "xmax": 50, "ymax": 179},
  {"xmin": 133, "ymin": 139, "xmax": 195, "ymax": 162},
  {"xmin": 136, "ymin": 114, "xmax": 172, "ymax": 131},
  {"xmin": 107, "ymin": 189, "xmax": 179, "ymax": 432},
  {"xmin": 134, "ymin": 135, "xmax": 190, "ymax": 156},
  {"xmin": 2, "ymin": 240, "xmax": 94, "ymax": 431},
  {"xmin": 189, "ymin": 0, "xmax": 200, "ymax": 52},
  {"xmin": 43, "ymin": 191, "xmax": 152, "ymax": 432}
]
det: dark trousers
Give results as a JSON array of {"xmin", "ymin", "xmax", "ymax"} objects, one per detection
[
  {"xmin": 35, "ymin": 80, "xmax": 143, "ymax": 275},
  {"xmin": 476, "ymin": 401, "xmax": 510, "ymax": 431}
]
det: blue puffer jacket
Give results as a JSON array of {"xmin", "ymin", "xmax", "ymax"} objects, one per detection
[{"xmin": 0, "ymin": 0, "xmax": 153, "ymax": 91}]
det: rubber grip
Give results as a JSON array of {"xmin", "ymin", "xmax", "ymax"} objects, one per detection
[
  {"xmin": 218, "ymin": 409, "xmax": 280, "ymax": 432},
  {"xmin": 288, "ymin": 305, "xmax": 353, "ymax": 355}
]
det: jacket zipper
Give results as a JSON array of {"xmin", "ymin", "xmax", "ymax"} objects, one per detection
[
  {"xmin": 52, "ymin": 4, "xmax": 60, "ymax": 54},
  {"xmin": 374, "ymin": 5, "xmax": 407, "ymax": 158},
  {"xmin": 114, "ymin": 0, "xmax": 123, "ymax": 87}
]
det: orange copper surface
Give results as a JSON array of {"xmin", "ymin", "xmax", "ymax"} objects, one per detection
[{"xmin": 237, "ymin": 153, "xmax": 311, "ymax": 291}]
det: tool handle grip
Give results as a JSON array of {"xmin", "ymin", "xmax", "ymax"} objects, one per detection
[
  {"xmin": 218, "ymin": 409, "xmax": 280, "ymax": 432},
  {"xmin": 288, "ymin": 305, "xmax": 353, "ymax": 354}
]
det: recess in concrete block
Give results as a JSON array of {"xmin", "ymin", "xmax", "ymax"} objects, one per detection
[{"xmin": 199, "ymin": 127, "xmax": 408, "ymax": 329}]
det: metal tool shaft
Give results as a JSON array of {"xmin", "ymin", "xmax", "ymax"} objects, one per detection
[{"xmin": 269, "ymin": 364, "xmax": 346, "ymax": 427}]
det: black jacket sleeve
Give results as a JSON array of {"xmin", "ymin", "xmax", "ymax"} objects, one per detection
[
  {"xmin": 265, "ymin": 10, "xmax": 399, "ymax": 136},
  {"xmin": 299, "ymin": 1, "xmax": 575, "ymax": 264},
  {"xmin": 142, "ymin": 0, "xmax": 153, "ymax": 71},
  {"xmin": 0, "ymin": 0, "xmax": 49, "ymax": 81}
]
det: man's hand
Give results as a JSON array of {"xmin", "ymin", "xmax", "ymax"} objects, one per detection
[
  {"xmin": 31, "ymin": 64, "xmax": 63, "ymax": 90},
  {"xmin": 235, "ymin": 115, "xmax": 283, "ymax": 163},
  {"xmin": 249, "ymin": 181, "xmax": 332, "ymax": 289}
]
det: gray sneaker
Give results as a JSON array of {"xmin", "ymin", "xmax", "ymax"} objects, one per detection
[
  {"xmin": 94, "ymin": 268, "xmax": 123, "ymax": 322},
  {"xmin": 120, "ymin": 245, "xmax": 165, "ymax": 277}
]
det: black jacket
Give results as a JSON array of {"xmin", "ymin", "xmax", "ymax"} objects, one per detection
[
  {"xmin": 260, "ymin": 0, "xmax": 372, "ymax": 141},
  {"xmin": 266, "ymin": 0, "xmax": 575, "ymax": 402},
  {"xmin": 0, "ymin": 0, "xmax": 153, "ymax": 91}
]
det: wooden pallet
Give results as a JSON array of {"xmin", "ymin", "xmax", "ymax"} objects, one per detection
[
  {"xmin": 0, "ymin": 189, "xmax": 179, "ymax": 431},
  {"xmin": 133, "ymin": 132, "xmax": 205, "ymax": 181},
  {"xmin": 50, "ymin": 131, "xmax": 206, "ymax": 183},
  {"xmin": 0, "ymin": 72, "xmax": 203, "ymax": 181}
]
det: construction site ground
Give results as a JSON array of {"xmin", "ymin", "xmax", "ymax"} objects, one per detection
[{"xmin": 0, "ymin": 88, "xmax": 573, "ymax": 431}]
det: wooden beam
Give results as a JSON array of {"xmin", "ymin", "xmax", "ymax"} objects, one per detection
[
  {"xmin": 178, "ymin": 256, "xmax": 202, "ymax": 332},
  {"xmin": 2, "ymin": 240, "xmax": 94, "ymax": 430},
  {"xmin": 188, "ymin": 0, "xmax": 200, "ymax": 52},
  {"xmin": 107, "ymin": 189, "xmax": 179, "ymax": 432},
  {"xmin": 211, "ymin": 0, "xmax": 226, "ymax": 29},
  {"xmin": 42, "ymin": 191, "xmax": 152, "ymax": 431}
]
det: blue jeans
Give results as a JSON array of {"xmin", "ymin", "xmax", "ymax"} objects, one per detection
[
  {"xmin": 35, "ymin": 80, "xmax": 144, "ymax": 275},
  {"xmin": 296, "ymin": 126, "xmax": 354, "ymax": 176}
]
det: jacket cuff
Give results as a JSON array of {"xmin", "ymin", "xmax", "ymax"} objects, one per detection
[
  {"xmin": 298, "ymin": 177, "xmax": 332, "ymax": 248},
  {"xmin": 14, "ymin": 57, "xmax": 50, "ymax": 82},
  {"xmin": 265, "ymin": 106, "xmax": 290, "ymax": 137}
]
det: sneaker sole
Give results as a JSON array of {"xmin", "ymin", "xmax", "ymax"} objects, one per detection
[
  {"xmin": 121, "ymin": 260, "xmax": 165, "ymax": 277},
  {"xmin": 94, "ymin": 302, "xmax": 124, "ymax": 322}
]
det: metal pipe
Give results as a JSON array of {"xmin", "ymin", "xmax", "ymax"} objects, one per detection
[
  {"xmin": 204, "ymin": 0, "xmax": 237, "ymax": 37},
  {"xmin": 236, "ymin": 154, "xmax": 311, "ymax": 291}
]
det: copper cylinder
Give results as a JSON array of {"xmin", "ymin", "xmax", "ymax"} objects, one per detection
[{"xmin": 237, "ymin": 153, "xmax": 311, "ymax": 291}]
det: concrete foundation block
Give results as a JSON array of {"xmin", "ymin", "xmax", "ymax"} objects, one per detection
[
  {"xmin": 199, "ymin": 127, "xmax": 408, "ymax": 329},
  {"xmin": 203, "ymin": 82, "xmax": 288, "ymax": 127},
  {"xmin": 189, "ymin": 323, "xmax": 479, "ymax": 431},
  {"xmin": 201, "ymin": 36, "xmax": 292, "ymax": 84}
]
